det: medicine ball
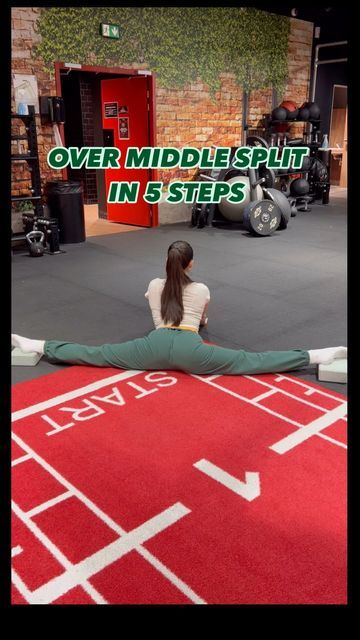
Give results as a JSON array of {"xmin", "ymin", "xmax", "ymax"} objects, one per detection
[
  {"xmin": 307, "ymin": 102, "xmax": 321, "ymax": 120},
  {"xmin": 218, "ymin": 176, "xmax": 263, "ymax": 222},
  {"xmin": 290, "ymin": 178, "xmax": 310, "ymax": 197},
  {"xmin": 298, "ymin": 107, "xmax": 310, "ymax": 121},
  {"xmin": 280, "ymin": 100, "xmax": 299, "ymax": 120},
  {"xmin": 272, "ymin": 107, "xmax": 287, "ymax": 121}
]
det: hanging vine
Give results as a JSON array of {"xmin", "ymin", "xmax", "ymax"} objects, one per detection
[{"xmin": 33, "ymin": 7, "xmax": 290, "ymax": 95}]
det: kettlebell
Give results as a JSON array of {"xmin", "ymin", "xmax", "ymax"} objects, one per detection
[
  {"xmin": 289, "ymin": 199, "xmax": 298, "ymax": 217},
  {"xmin": 26, "ymin": 230, "xmax": 45, "ymax": 257}
]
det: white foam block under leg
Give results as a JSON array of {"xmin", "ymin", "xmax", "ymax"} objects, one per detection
[
  {"xmin": 318, "ymin": 358, "xmax": 347, "ymax": 384},
  {"xmin": 11, "ymin": 347, "xmax": 42, "ymax": 366}
]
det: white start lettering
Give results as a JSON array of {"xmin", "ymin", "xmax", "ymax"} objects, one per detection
[{"xmin": 42, "ymin": 373, "xmax": 178, "ymax": 436}]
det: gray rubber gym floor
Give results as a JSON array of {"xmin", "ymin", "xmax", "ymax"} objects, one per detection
[{"xmin": 12, "ymin": 193, "xmax": 347, "ymax": 395}]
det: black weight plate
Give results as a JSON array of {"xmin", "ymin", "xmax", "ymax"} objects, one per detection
[
  {"xmin": 263, "ymin": 187, "xmax": 291, "ymax": 230},
  {"xmin": 246, "ymin": 135, "xmax": 269, "ymax": 148},
  {"xmin": 259, "ymin": 165, "xmax": 276, "ymax": 188},
  {"xmin": 224, "ymin": 168, "xmax": 247, "ymax": 181},
  {"xmin": 197, "ymin": 203, "xmax": 209, "ymax": 229},
  {"xmin": 286, "ymin": 138, "xmax": 305, "ymax": 146},
  {"xmin": 243, "ymin": 199, "xmax": 281, "ymax": 236},
  {"xmin": 191, "ymin": 202, "xmax": 201, "ymax": 227}
]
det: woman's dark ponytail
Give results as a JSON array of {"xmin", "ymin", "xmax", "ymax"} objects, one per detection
[{"xmin": 161, "ymin": 241, "xmax": 194, "ymax": 326}]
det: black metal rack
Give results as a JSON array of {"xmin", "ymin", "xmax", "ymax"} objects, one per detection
[
  {"xmin": 268, "ymin": 119, "xmax": 320, "ymax": 124},
  {"xmin": 253, "ymin": 114, "xmax": 322, "ymax": 147},
  {"xmin": 11, "ymin": 105, "xmax": 44, "ymax": 243},
  {"xmin": 268, "ymin": 118, "xmax": 330, "ymax": 205},
  {"xmin": 247, "ymin": 116, "xmax": 330, "ymax": 206},
  {"xmin": 267, "ymin": 119, "xmax": 321, "ymax": 146}
]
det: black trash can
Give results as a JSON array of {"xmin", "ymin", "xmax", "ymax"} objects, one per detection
[{"xmin": 46, "ymin": 180, "xmax": 85, "ymax": 244}]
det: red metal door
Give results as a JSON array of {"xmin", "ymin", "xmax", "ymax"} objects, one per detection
[{"xmin": 101, "ymin": 77, "xmax": 152, "ymax": 226}]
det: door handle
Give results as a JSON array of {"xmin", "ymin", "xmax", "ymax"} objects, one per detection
[{"xmin": 103, "ymin": 129, "xmax": 114, "ymax": 146}]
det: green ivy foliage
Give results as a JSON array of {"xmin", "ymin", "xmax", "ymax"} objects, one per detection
[{"xmin": 33, "ymin": 7, "xmax": 290, "ymax": 94}]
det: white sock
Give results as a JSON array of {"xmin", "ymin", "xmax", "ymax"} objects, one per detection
[
  {"xmin": 12, "ymin": 334, "xmax": 45, "ymax": 355},
  {"xmin": 308, "ymin": 346, "xmax": 347, "ymax": 365}
]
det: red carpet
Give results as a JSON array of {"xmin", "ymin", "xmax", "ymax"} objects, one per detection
[{"xmin": 11, "ymin": 366, "xmax": 347, "ymax": 604}]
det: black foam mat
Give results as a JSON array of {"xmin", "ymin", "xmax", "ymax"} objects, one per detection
[{"xmin": 12, "ymin": 196, "xmax": 347, "ymax": 394}]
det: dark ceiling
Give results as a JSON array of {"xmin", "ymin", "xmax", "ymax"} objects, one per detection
[{"xmin": 262, "ymin": 6, "xmax": 349, "ymax": 42}]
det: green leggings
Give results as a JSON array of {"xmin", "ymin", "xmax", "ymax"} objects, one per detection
[{"xmin": 44, "ymin": 328, "xmax": 309, "ymax": 375}]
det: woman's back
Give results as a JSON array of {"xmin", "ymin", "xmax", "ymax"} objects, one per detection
[{"xmin": 145, "ymin": 278, "xmax": 210, "ymax": 330}]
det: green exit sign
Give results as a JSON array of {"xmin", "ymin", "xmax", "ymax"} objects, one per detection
[{"xmin": 100, "ymin": 23, "xmax": 120, "ymax": 39}]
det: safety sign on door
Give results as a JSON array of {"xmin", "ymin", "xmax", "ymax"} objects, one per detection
[
  {"xmin": 104, "ymin": 102, "xmax": 118, "ymax": 118},
  {"xmin": 119, "ymin": 116, "xmax": 130, "ymax": 139}
]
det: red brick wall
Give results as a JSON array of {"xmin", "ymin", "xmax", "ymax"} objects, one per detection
[
  {"xmin": 247, "ymin": 18, "xmax": 313, "ymax": 138},
  {"xmin": 284, "ymin": 18, "xmax": 314, "ymax": 138},
  {"xmin": 247, "ymin": 87, "xmax": 274, "ymax": 129},
  {"xmin": 11, "ymin": 9, "xmax": 314, "ymax": 196},
  {"xmin": 156, "ymin": 73, "xmax": 243, "ymax": 184}
]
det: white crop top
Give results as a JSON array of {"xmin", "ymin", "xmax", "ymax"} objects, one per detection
[{"xmin": 145, "ymin": 278, "xmax": 210, "ymax": 330}]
